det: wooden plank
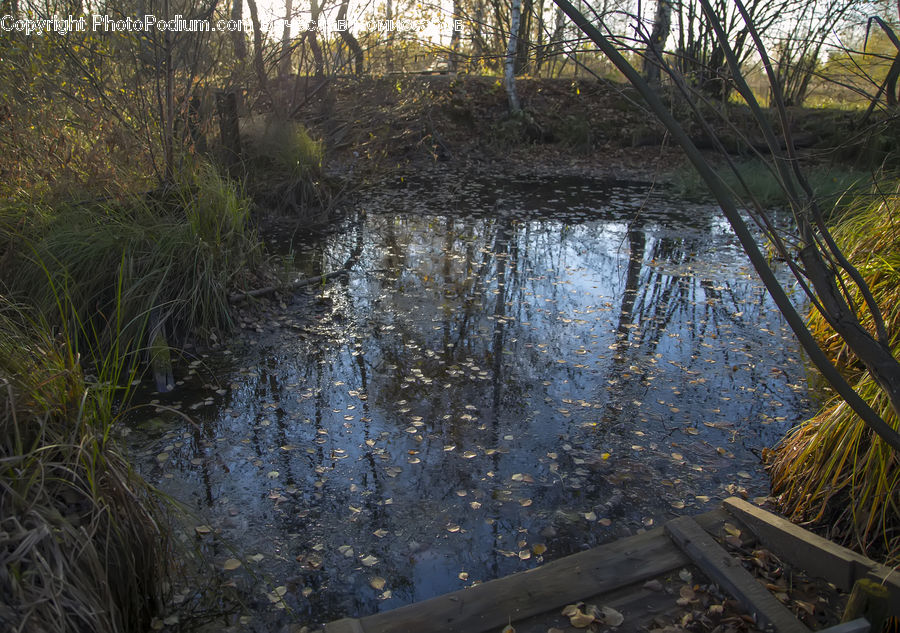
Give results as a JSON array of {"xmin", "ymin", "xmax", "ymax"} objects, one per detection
[
  {"xmin": 323, "ymin": 618, "xmax": 366, "ymax": 633},
  {"xmin": 665, "ymin": 516, "xmax": 809, "ymax": 633},
  {"xmin": 722, "ymin": 497, "xmax": 900, "ymax": 614},
  {"xmin": 346, "ymin": 514, "xmax": 718, "ymax": 633}
]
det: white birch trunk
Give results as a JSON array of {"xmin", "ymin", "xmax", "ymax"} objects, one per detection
[{"xmin": 504, "ymin": 0, "xmax": 522, "ymax": 113}]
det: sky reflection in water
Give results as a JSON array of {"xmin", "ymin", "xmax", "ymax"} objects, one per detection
[{"xmin": 133, "ymin": 175, "xmax": 813, "ymax": 629}]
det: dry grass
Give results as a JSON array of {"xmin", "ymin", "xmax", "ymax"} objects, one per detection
[
  {"xmin": 0, "ymin": 301, "xmax": 170, "ymax": 632},
  {"xmin": 768, "ymin": 182, "xmax": 900, "ymax": 564}
]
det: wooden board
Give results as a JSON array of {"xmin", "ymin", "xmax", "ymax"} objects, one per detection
[
  {"xmin": 322, "ymin": 510, "xmax": 733, "ymax": 633},
  {"xmin": 722, "ymin": 497, "xmax": 900, "ymax": 615},
  {"xmin": 665, "ymin": 516, "xmax": 809, "ymax": 633}
]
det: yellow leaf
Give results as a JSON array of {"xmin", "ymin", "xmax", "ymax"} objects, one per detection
[{"xmin": 223, "ymin": 558, "xmax": 242, "ymax": 571}]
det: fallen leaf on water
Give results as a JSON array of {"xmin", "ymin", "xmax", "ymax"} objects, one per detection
[
  {"xmin": 462, "ymin": 450, "xmax": 477, "ymax": 459},
  {"xmin": 584, "ymin": 511, "xmax": 597, "ymax": 522},
  {"xmin": 370, "ymin": 577, "xmax": 386, "ymax": 590},
  {"xmin": 532, "ymin": 543, "xmax": 547, "ymax": 555},
  {"xmin": 561, "ymin": 605, "xmax": 580, "ymax": 617},
  {"xmin": 360, "ymin": 554, "xmax": 379, "ymax": 566},
  {"xmin": 223, "ymin": 558, "xmax": 242, "ymax": 571},
  {"xmin": 373, "ymin": 529, "xmax": 389, "ymax": 538},
  {"xmin": 194, "ymin": 525, "xmax": 213, "ymax": 536}
]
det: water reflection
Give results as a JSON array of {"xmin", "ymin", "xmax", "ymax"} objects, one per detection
[{"xmin": 133, "ymin": 175, "xmax": 812, "ymax": 630}]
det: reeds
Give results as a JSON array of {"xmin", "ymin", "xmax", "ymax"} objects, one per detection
[
  {"xmin": 0, "ymin": 300, "xmax": 169, "ymax": 632},
  {"xmin": 768, "ymin": 182, "xmax": 900, "ymax": 564}
]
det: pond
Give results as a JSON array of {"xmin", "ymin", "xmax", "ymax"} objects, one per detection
[{"xmin": 130, "ymin": 172, "xmax": 814, "ymax": 631}]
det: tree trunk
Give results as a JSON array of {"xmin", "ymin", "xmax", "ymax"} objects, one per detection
[
  {"xmin": 216, "ymin": 90, "xmax": 242, "ymax": 177},
  {"xmin": 336, "ymin": 0, "xmax": 364, "ymax": 75},
  {"xmin": 307, "ymin": 0, "xmax": 324, "ymax": 77},
  {"xmin": 163, "ymin": 0, "xmax": 175, "ymax": 183},
  {"xmin": 516, "ymin": 0, "xmax": 533, "ymax": 75},
  {"xmin": 643, "ymin": 0, "xmax": 672, "ymax": 89},
  {"xmin": 280, "ymin": 0, "xmax": 293, "ymax": 78},
  {"xmin": 245, "ymin": 0, "xmax": 269, "ymax": 90},
  {"xmin": 231, "ymin": 0, "xmax": 246, "ymax": 59},
  {"xmin": 505, "ymin": 0, "xmax": 522, "ymax": 112},
  {"xmin": 386, "ymin": 0, "xmax": 395, "ymax": 73},
  {"xmin": 448, "ymin": 0, "xmax": 461, "ymax": 72}
]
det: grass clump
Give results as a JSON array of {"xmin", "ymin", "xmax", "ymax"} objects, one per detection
[
  {"xmin": 241, "ymin": 117, "xmax": 330, "ymax": 219},
  {"xmin": 767, "ymin": 181, "xmax": 900, "ymax": 564},
  {"xmin": 0, "ymin": 300, "xmax": 169, "ymax": 632},
  {"xmin": 5, "ymin": 162, "xmax": 264, "ymax": 365}
]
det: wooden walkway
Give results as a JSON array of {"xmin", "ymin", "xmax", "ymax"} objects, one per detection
[{"xmin": 321, "ymin": 497, "xmax": 900, "ymax": 633}]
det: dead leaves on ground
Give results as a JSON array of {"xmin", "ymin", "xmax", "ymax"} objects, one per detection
[{"xmin": 560, "ymin": 602, "xmax": 625, "ymax": 630}]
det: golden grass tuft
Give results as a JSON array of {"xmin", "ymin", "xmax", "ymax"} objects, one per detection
[{"xmin": 768, "ymin": 183, "xmax": 900, "ymax": 564}]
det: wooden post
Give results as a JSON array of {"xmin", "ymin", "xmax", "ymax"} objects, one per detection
[{"xmin": 842, "ymin": 579, "xmax": 890, "ymax": 633}]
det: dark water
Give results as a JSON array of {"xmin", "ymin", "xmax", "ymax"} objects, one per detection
[{"xmin": 131, "ymin": 174, "xmax": 813, "ymax": 630}]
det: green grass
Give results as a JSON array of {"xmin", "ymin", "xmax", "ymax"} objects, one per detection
[
  {"xmin": 669, "ymin": 159, "xmax": 874, "ymax": 210},
  {"xmin": 768, "ymin": 181, "xmax": 900, "ymax": 564},
  {"xmin": 240, "ymin": 117, "xmax": 331, "ymax": 220},
  {"xmin": 5, "ymin": 162, "xmax": 264, "ymax": 367}
]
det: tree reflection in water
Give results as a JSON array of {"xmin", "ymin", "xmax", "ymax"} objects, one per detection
[{"xmin": 133, "ymin": 175, "xmax": 813, "ymax": 630}]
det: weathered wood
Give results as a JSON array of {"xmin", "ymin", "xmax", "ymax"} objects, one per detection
[
  {"xmin": 665, "ymin": 516, "xmax": 808, "ymax": 633},
  {"xmin": 339, "ymin": 512, "xmax": 734, "ymax": 633},
  {"xmin": 842, "ymin": 579, "xmax": 890, "ymax": 633},
  {"xmin": 319, "ymin": 510, "xmax": 742, "ymax": 633},
  {"xmin": 323, "ymin": 618, "xmax": 366, "ymax": 633},
  {"xmin": 723, "ymin": 497, "xmax": 900, "ymax": 614}
]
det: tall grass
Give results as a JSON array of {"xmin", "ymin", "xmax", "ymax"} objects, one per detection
[
  {"xmin": 5, "ymin": 162, "xmax": 264, "ymax": 367},
  {"xmin": 768, "ymin": 182, "xmax": 900, "ymax": 564},
  {"xmin": 240, "ymin": 117, "xmax": 332, "ymax": 221},
  {"xmin": 0, "ymin": 298, "xmax": 169, "ymax": 632}
]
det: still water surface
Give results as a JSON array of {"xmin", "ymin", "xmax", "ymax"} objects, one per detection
[{"xmin": 132, "ymin": 174, "xmax": 813, "ymax": 630}]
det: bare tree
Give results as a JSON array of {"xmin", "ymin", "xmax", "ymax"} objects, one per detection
[
  {"xmin": 336, "ymin": 0, "xmax": 365, "ymax": 75},
  {"xmin": 505, "ymin": 0, "xmax": 523, "ymax": 112},
  {"xmin": 643, "ymin": 0, "xmax": 672, "ymax": 88}
]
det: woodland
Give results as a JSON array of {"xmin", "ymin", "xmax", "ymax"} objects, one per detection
[{"xmin": 1, "ymin": 0, "xmax": 899, "ymax": 631}]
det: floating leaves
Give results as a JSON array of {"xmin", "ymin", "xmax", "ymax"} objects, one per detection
[
  {"xmin": 360, "ymin": 554, "xmax": 379, "ymax": 567},
  {"xmin": 222, "ymin": 558, "xmax": 242, "ymax": 571}
]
